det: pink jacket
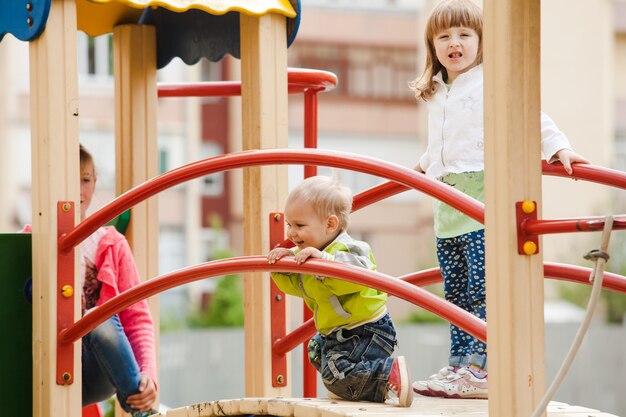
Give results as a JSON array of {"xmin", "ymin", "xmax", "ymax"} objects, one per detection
[
  {"xmin": 23, "ymin": 225, "xmax": 157, "ymax": 386},
  {"xmin": 94, "ymin": 226, "xmax": 157, "ymax": 385}
]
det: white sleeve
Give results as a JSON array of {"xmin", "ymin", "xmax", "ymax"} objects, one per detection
[{"xmin": 540, "ymin": 112, "xmax": 572, "ymax": 162}]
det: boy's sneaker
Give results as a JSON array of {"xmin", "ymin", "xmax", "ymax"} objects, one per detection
[
  {"xmin": 326, "ymin": 390, "xmax": 342, "ymax": 400},
  {"xmin": 412, "ymin": 365, "xmax": 458, "ymax": 397},
  {"xmin": 387, "ymin": 356, "xmax": 413, "ymax": 407},
  {"xmin": 427, "ymin": 366, "xmax": 488, "ymax": 399}
]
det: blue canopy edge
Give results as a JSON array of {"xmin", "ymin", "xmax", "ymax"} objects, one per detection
[{"xmin": 0, "ymin": 0, "xmax": 51, "ymax": 42}]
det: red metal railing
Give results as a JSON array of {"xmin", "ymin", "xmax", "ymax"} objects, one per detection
[
  {"xmin": 56, "ymin": 70, "xmax": 626, "ymax": 394},
  {"xmin": 56, "ymin": 148, "xmax": 626, "ymax": 394},
  {"xmin": 351, "ymin": 161, "xmax": 626, "ymax": 236},
  {"xmin": 58, "ymin": 149, "xmax": 484, "ymax": 253},
  {"xmin": 58, "ymin": 256, "xmax": 488, "ymax": 344},
  {"xmin": 276, "ymin": 263, "xmax": 626, "ymax": 356},
  {"xmin": 158, "ymin": 67, "xmax": 338, "ymax": 98},
  {"xmin": 58, "ymin": 255, "xmax": 626, "ymax": 348},
  {"xmin": 56, "ymin": 148, "xmax": 486, "ymax": 390},
  {"xmin": 160, "ymin": 68, "xmax": 333, "ymax": 395}
]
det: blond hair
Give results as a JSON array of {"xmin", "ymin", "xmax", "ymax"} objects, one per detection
[
  {"xmin": 409, "ymin": 0, "xmax": 483, "ymax": 101},
  {"xmin": 80, "ymin": 144, "xmax": 97, "ymax": 176},
  {"xmin": 286, "ymin": 176, "xmax": 352, "ymax": 231}
]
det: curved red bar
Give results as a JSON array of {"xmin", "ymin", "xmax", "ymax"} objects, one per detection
[
  {"xmin": 544, "ymin": 262, "xmax": 626, "ymax": 294},
  {"xmin": 354, "ymin": 162, "xmax": 626, "ymax": 210},
  {"xmin": 58, "ymin": 256, "xmax": 488, "ymax": 345},
  {"xmin": 352, "ymin": 162, "xmax": 626, "ymax": 238},
  {"xmin": 352, "ymin": 181, "xmax": 409, "ymax": 212},
  {"xmin": 58, "ymin": 149, "xmax": 484, "ymax": 253},
  {"xmin": 157, "ymin": 68, "xmax": 338, "ymax": 98},
  {"xmin": 542, "ymin": 160, "xmax": 626, "ymax": 190},
  {"xmin": 273, "ymin": 263, "xmax": 626, "ymax": 355}
]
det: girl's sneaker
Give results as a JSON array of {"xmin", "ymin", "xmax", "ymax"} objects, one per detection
[
  {"xmin": 427, "ymin": 366, "xmax": 488, "ymax": 399},
  {"xmin": 412, "ymin": 366, "xmax": 458, "ymax": 397}
]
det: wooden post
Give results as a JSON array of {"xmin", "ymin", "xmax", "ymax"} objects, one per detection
[
  {"xmin": 483, "ymin": 1, "xmax": 547, "ymax": 416},
  {"xmin": 113, "ymin": 24, "xmax": 160, "ymax": 415},
  {"xmin": 29, "ymin": 0, "xmax": 81, "ymax": 416},
  {"xmin": 240, "ymin": 13, "xmax": 289, "ymax": 397}
]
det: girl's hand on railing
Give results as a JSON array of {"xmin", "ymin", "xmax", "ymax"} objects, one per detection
[{"xmin": 554, "ymin": 148, "xmax": 590, "ymax": 175}]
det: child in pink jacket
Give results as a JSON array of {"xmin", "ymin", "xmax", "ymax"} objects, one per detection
[{"xmin": 25, "ymin": 145, "xmax": 157, "ymax": 416}]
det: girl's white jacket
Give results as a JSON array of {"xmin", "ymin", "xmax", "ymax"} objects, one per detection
[{"xmin": 418, "ymin": 64, "xmax": 572, "ymax": 180}]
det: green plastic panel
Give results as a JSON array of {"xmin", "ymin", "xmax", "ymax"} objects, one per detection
[{"xmin": 0, "ymin": 233, "xmax": 32, "ymax": 416}]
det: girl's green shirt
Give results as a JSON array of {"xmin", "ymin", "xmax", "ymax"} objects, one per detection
[{"xmin": 434, "ymin": 171, "xmax": 484, "ymax": 238}]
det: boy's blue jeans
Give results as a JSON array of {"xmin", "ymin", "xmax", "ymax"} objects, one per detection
[
  {"xmin": 82, "ymin": 314, "xmax": 142, "ymax": 413},
  {"xmin": 308, "ymin": 313, "xmax": 396, "ymax": 403}
]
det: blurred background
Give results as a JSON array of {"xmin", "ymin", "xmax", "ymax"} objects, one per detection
[{"xmin": 1, "ymin": 0, "xmax": 625, "ymax": 415}]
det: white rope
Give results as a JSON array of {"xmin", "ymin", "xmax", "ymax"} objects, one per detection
[{"xmin": 530, "ymin": 215, "xmax": 614, "ymax": 417}]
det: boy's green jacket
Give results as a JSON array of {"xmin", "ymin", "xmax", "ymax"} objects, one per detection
[{"xmin": 271, "ymin": 232, "xmax": 388, "ymax": 335}]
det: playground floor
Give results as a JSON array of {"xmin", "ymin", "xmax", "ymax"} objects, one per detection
[{"xmin": 154, "ymin": 396, "xmax": 619, "ymax": 416}]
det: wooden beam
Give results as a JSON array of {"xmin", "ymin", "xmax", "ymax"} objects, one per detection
[
  {"xmin": 483, "ymin": 1, "xmax": 547, "ymax": 416},
  {"xmin": 28, "ymin": 0, "xmax": 81, "ymax": 416},
  {"xmin": 113, "ymin": 24, "xmax": 160, "ymax": 416},
  {"xmin": 240, "ymin": 13, "xmax": 290, "ymax": 397}
]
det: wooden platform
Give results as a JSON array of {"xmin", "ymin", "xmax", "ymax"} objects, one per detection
[{"xmin": 155, "ymin": 397, "xmax": 619, "ymax": 417}]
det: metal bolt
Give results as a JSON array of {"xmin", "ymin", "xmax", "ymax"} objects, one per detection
[
  {"xmin": 26, "ymin": 2, "xmax": 33, "ymax": 11},
  {"xmin": 61, "ymin": 202, "xmax": 72, "ymax": 212},
  {"xmin": 523, "ymin": 241, "xmax": 537, "ymax": 255},
  {"xmin": 62, "ymin": 372, "xmax": 72, "ymax": 382},
  {"xmin": 521, "ymin": 200, "xmax": 536, "ymax": 214},
  {"xmin": 273, "ymin": 213, "xmax": 282, "ymax": 221},
  {"xmin": 27, "ymin": 17, "xmax": 33, "ymax": 27},
  {"xmin": 275, "ymin": 294, "xmax": 282, "ymax": 301},
  {"xmin": 276, "ymin": 374, "xmax": 285, "ymax": 385},
  {"xmin": 61, "ymin": 285, "xmax": 74, "ymax": 298}
]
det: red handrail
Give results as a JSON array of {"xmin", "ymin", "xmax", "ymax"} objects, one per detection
[
  {"xmin": 58, "ymin": 149, "xmax": 484, "ymax": 253},
  {"xmin": 349, "ymin": 161, "xmax": 626, "ymax": 237},
  {"xmin": 273, "ymin": 263, "xmax": 626, "ymax": 355},
  {"xmin": 542, "ymin": 160, "xmax": 626, "ymax": 190},
  {"xmin": 57, "ymin": 254, "xmax": 626, "ymax": 350},
  {"xmin": 58, "ymin": 256, "xmax": 488, "ymax": 345},
  {"xmin": 157, "ymin": 68, "xmax": 337, "ymax": 98},
  {"xmin": 544, "ymin": 262, "xmax": 626, "ymax": 294},
  {"xmin": 523, "ymin": 216, "xmax": 626, "ymax": 235},
  {"xmin": 399, "ymin": 264, "xmax": 626, "ymax": 294},
  {"xmin": 55, "ymin": 64, "xmax": 626, "ymax": 398}
]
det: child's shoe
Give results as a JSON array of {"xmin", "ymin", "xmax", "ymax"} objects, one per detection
[
  {"xmin": 412, "ymin": 365, "xmax": 458, "ymax": 397},
  {"xmin": 326, "ymin": 390, "xmax": 342, "ymax": 400},
  {"xmin": 427, "ymin": 365, "xmax": 488, "ymax": 399},
  {"xmin": 386, "ymin": 356, "xmax": 413, "ymax": 407},
  {"xmin": 131, "ymin": 409, "xmax": 158, "ymax": 417}
]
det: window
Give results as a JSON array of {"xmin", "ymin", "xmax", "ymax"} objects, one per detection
[
  {"xmin": 77, "ymin": 33, "xmax": 113, "ymax": 81},
  {"xmin": 289, "ymin": 41, "xmax": 417, "ymax": 102}
]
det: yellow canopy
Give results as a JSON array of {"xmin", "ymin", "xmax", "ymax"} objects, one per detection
[{"xmin": 77, "ymin": 0, "xmax": 296, "ymax": 37}]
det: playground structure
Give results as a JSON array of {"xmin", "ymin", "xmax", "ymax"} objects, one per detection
[{"xmin": 1, "ymin": 0, "xmax": 626, "ymax": 417}]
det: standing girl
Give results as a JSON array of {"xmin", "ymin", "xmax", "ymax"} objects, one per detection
[{"xmin": 409, "ymin": 0, "xmax": 588, "ymax": 399}]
